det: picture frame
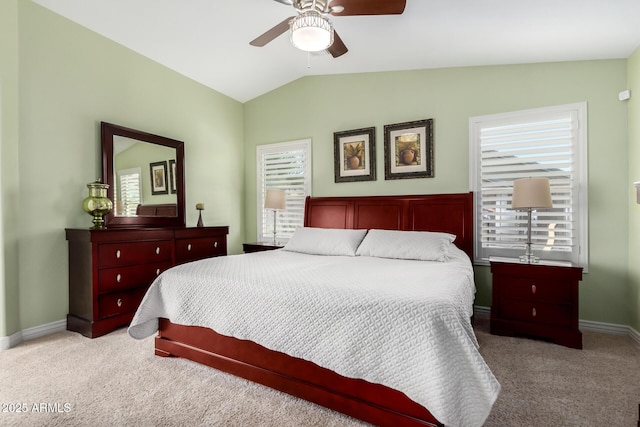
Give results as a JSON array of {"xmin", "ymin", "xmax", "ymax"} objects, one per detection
[
  {"xmin": 168, "ymin": 159, "xmax": 177, "ymax": 194},
  {"xmin": 150, "ymin": 161, "xmax": 168, "ymax": 195},
  {"xmin": 333, "ymin": 127, "xmax": 376, "ymax": 183},
  {"xmin": 384, "ymin": 118, "xmax": 433, "ymax": 180}
]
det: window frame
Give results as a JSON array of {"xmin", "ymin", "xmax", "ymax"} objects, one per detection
[
  {"xmin": 469, "ymin": 102, "xmax": 588, "ymax": 268},
  {"xmin": 116, "ymin": 167, "xmax": 142, "ymax": 216},
  {"xmin": 256, "ymin": 139, "xmax": 312, "ymax": 243}
]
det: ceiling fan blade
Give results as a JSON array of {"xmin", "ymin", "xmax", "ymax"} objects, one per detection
[
  {"xmin": 249, "ymin": 17, "xmax": 294, "ymax": 47},
  {"xmin": 272, "ymin": 0, "xmax": 293, "ymax": 4},
  {"xmin": 327, "ymin": 31, "xmax": 348, "ymax": 58},
  {"xmin": 329, "ymin": 0, "xmax": 406, "ymax": 16}
]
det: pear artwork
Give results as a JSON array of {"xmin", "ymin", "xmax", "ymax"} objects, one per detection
[{"xmin": 344, "ymin": 142, "xmax": 365, "ymax": 170}]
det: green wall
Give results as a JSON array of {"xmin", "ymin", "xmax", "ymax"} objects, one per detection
[
  {"xmin": 0, "ymin": 0, "xmax": 21, "ymax": 337},
  {"xmin": 0, "ymin": 0, "xmax": 245, "ymax": 336},
  {"xmin": 2, "ymin": 0, "xmax": 637, "ymax": 337},
  {"xmin": 245, "ymin": 61, "xmax": 630, "ymax": 325},
  {"xmin": 628, "ymin": 46, "xmax": 640, "ymax": 333}
]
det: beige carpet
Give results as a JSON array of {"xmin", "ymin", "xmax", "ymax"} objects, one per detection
[{"xmin": 1, "ymin": 318, "xmax": 638, "ymax": 426}]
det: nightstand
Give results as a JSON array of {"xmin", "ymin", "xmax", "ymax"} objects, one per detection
[
  {"xmin": 242, "ymin": 242, "xmax": 284, "ymax": 253},
  {"xmin": 490, "ymin": 259, "xmax": 583, "ymax": 349}
]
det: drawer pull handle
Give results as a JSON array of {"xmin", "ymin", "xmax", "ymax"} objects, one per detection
[
  {"xmin": 116, "ymin": 274, "xmax": 122, "ymax": 283},
  {"xmin": 187, "ymin": 244, "xmax": 192, "ymax": 251},
  {"xmin": 155, "ymin": 247, "xmax": 160, "ymax": 255},
  {"xmin": 156, "ymin": 268, "xmax": 161, "ymax": 276},
  {"xmin": 116, "ymin": 250, "xmax": 121, "ymax": 259},
  {"xmin": 117, "ymin": 298, "xmax": 122, "ymax": 307},
  {"xmin": 214, "ymin": 241, "xmax": 218, "ymax": 248},
  {"xmin": 531, "ymin": 284, "xmax": 537, "ymax": 294},
  {"xmin": 532, "ymin": 307, "xmax": 537, "ymax": 317}
]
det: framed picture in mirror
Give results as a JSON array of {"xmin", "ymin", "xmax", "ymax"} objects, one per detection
[{"xmin": 150, "ymin": 161, "xmax": 168, "ymax": 195}]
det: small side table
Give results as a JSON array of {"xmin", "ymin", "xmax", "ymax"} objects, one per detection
[
  {"xmin": 490, "ymin": 258, "xmax": 583, "ymax": 349},
  {"xmin": 242, "ymin": 242, "xmax": 284, "ymax": 253}
]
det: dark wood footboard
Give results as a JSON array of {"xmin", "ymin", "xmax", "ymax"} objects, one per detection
[{"xmin": 155, "ymin": 319, "xmax": 442, "ymax": 427}]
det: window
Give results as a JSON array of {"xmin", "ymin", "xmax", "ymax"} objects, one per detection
[
  {"xmin": 470, "ymin": 103, "xmax": 588, "ymax": 267},
  {"xmin": 257, "ymin": 139, "xmax": 312, "ymax": 243},
  {"xmin": 116, "ymin": 167, "xmax": 142, "ymax": 216}
]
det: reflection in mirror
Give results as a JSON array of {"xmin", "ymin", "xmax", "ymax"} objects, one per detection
[
  {"xmin": 101, "ymin": 122, "xmax": 185, "ymax": 228},
  {"xmin": 113, "ymin": 136, "xmax": 177, "ymax": 217}
]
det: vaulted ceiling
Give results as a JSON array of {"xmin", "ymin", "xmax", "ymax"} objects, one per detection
[{"xmin": 34, "ymin": 0, "xmax": 640, "ymax": 103}]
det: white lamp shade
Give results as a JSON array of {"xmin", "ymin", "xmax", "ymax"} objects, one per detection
[
  {"xmin": 290, "ymin": 11, "xmax": 333, "ymax": 52},
  {"xmin": 512, "ymin": 177, "xmax": 553, "ymax": 209},
  {"xmin": 264, "ymin": 189, "xmax": 286, "ymax": 210}
]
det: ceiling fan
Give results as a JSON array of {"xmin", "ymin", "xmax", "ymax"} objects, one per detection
[{"xmin": 250, "ymin": 0, "xmax": 406, "ymax": 58}]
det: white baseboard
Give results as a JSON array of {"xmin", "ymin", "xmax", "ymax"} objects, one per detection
[
  {"xmin": 0, "ymin": 319, "xmax": 66, "ymax": 351},
  {"xmin": 579, "ymin": 318, "xmax": 629, "ymax": 335},
  {"xmin": 630, "ymin": 327, "xmax": 640, "ymax": 347},
  {"xmin": 474, "ymin": 305, "xmax": 640, "ymax": 348},
  {"xmin": 0, "ymin": 330, "xmax": 23, "ymax": 351},
  {"xmin": 22, "ymin": 319, "xmax": 67, "ymax": 341}
]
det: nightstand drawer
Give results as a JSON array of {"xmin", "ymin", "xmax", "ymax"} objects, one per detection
[
  {"xmin": 98, "ymin": 241, "xmax": 172, "ymax": 267},
  {"xmin": 98, "ymin": 262, "xmax": 170, "ymax": 293},
  {"xmin": 500, "ymin": 277, "xmax": 572, "ymax": 303},
  {"xmin": 500, "ymin": 299, "xmax": 572, "ymax": 327},
  {"xmin": 98, "ymin": 287, "xmax": 147, "ymax": 319}
]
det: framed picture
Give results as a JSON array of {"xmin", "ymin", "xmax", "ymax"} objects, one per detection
[
  {"xmin": 150, "ymin": 161, "xmax": 168, "ymax": 195},
  {"xmin": 384, "ymin": 118, "xmax": 433, "ymax": 180},
  {"xmin": 333, "ymin": 127, "xmax": 376, "ymax": 183},
  {"xmin": 168, "ymin": 159, "xmax": 177, "ymax": 194}
]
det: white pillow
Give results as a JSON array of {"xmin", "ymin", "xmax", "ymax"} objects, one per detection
[
  {"xmin": 283, "ymin": 227, "xmax": 368, "ymax": 256},
  {"xmin": 355, "ymin": 229, "xmax": 456, "ymax": 262}
]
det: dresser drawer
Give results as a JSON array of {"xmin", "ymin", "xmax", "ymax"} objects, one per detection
[
  {"xmin": 500, "ymin": 299, "xmax": 572, "ymax": 327},
  {"xmin": 98, "ymin": 287, "xmax": 148, "ymax": 319},
  {"xmin": 175, "ymin": 236, "xmax": 226, "ymax": 263},
  {"xmin": 499, "ymin": 277, "xmax": 572, "ymax": 303},
  {"xmin": 98, "ymin": 261, "xmax": 171, "ymax": 293},
  {"xmin": 98, "ymin": 240, "xmax": 172, "ymax": 268}
]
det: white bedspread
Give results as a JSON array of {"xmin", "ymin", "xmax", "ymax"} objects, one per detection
[{"xmin": 128, "ymin": 247, "xmax": 500, "ymax": 427}]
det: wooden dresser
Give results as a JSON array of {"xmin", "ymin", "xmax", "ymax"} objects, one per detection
[
  {"xmin": 66, "ymin": 226, "xmax": 228, "ymax": 338},
  {"xmin": 490, "ymin": 259, "xmax": 583, "ymax": 349}
]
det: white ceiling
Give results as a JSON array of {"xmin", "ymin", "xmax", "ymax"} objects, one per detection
[{"xmin": 33, "ymin": 0, "xmax": 640, "ymax": 103}]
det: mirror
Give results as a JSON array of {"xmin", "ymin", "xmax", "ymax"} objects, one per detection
[{"xmin": 101, "ymin": 122, "xmax": 185, "ymax": 228}]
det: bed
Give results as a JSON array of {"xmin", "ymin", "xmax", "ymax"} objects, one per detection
[{"xmin": 128, "ymin": 193, "xmax": 500, "ymax": 427}]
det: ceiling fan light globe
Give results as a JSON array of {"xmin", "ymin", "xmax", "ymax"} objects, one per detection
[
  {"xmin": 292, "ymin": 27, "xmax": 332, "ymax": 51},
  {"xmin": 290, "ymin": 11, "xmax": 334, "ymax": 52}
]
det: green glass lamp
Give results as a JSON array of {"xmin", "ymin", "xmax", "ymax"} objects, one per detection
[{"xmin": 82, "ymin": 179, "xmax": 113, "ymax": 229}]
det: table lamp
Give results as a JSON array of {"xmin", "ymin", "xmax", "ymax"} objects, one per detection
[
  {"xmin": 512, "ymin": 177, "xmax": 553, "ymax": 263},
  {"xmin": 264, "ymin": 189, "xmax": 286, "ymax": 245}
]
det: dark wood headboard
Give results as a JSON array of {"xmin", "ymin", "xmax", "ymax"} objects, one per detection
[
  {"xmin": 136, "ymin": 204, "xmax": 177, "ymax": 217},
  {"xmin": 304, "ymin": 192, "xmax": 474, "ymax": 259}
]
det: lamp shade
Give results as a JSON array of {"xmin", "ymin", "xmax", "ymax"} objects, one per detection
[
  {"xmin": 512, "ymin": 177, "xmax": 553, "ymax": 209},
  {"xmin": 290, "ymin": 11, "xmax": 334, "ymax": 52},
  {"xmin": 264, "ymin": 189, "xmax": 286, "ymax": 210}
]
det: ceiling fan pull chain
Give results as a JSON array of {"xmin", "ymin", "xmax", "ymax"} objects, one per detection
[{"xmin": 307, "ymin": 52, "xmax": 312, "ymax": 69}]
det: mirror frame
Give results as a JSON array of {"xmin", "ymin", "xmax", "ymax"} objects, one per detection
[{"xmin": 101, "ymin": 122, "xmax": 185, "ymax": 228}]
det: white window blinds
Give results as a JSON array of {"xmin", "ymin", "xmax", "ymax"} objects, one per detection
[
  {"xmin": 257, "ymin": 139, "xmax": 312, "ymax": 242},
  {"xmin": 470, "ymin": 103, "xmax": 588, "ymax": 267},
  {"xmin": 116, "ymin": 167, "xmax": 142, "ymax": 216}
]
